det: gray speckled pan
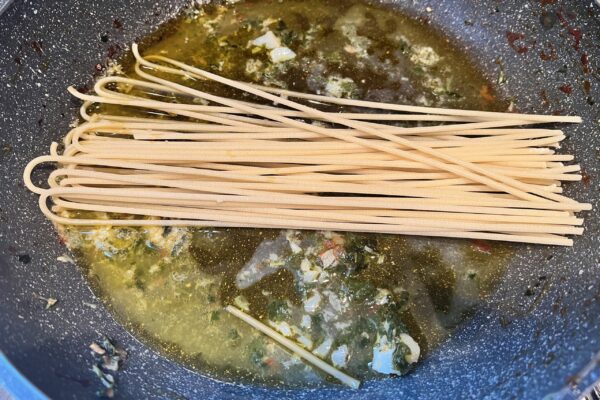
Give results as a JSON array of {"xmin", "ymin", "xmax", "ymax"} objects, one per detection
[{"xmin": 0, "ymin": 0, "xmax": 599, "ymax": 399}]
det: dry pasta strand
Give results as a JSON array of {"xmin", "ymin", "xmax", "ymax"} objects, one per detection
[{"xmin": 21, "ymin": 44, "xmax": 591, "ymax": 246}]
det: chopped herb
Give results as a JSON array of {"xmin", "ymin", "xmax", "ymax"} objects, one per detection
[
  {"xmin": 210, "ymin": 310, "xmax": 221, "ymax": 321},
  {"xmin": 392, "ymin": 341, "xmax": 412, "ymax": 373},
  {"xmin": 171, "ymin": 234, "xmax": 189, "ymax": 256},
  {"xmin": 248, "ymin": 339, "xmax": 266, "ymax": 367},
  {"xmin": 92, "ymin": 364, "xmax": 115, "ymax": 388},
  {"xmin": 339, "ymin": 80, "xmax": 358, "ymax": 98},
  {"xmin": 267, "ymin": 299, "xmax": 290, "ymax": 321},
  {"xmin": 241, "ymin": 19, "xmax": 262, "ymax": 31},
  {"xmin": 357, "ymin": 332, "xmax": 371, "ymax": 349},
  {"xmin": 101, "ymin": 337, "xmax": 127, "ymax": 362},
  {"xmin": 280, "ymin": 30, "xmax": 297, "ymax": 47},
  {"xmin": 228, "ymin": 329, "xmax": 240, "ymax": 340},
  {"xmin": 325, "ymin": 51, "xmax": 344, "ymax": 64},
  {"xmin": 276, "ymin": 19, "xmax": 287, "ymax": 31},
  {"xmin": 344, "ymin": 279, "xmax": 377, "ymax": 303},
  {"xmin": 89, "ymin": 336, "xmax": 127, "ymax": 398},
  {"xmin": 1, "ymin": 143, "xmax": 13, "ymax": 154}
]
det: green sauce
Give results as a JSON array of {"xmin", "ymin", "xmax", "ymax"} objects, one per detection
[{"xmin": 62, "ymin": 0, "xmax": 511, "ymax": 388}]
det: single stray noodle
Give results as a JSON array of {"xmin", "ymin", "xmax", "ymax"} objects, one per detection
[{"xmin": 225, "ymin": 305, "xmax": 361, "ymax": 389}]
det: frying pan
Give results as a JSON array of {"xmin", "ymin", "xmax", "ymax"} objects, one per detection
[{"xmin": 0, "ymin": 0, "xmax": 599, "ymax": 399}]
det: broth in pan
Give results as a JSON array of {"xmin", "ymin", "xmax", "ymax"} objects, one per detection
[{"xmin": 59, "ymin": 0, "xmax": 511, "ymax": 388}]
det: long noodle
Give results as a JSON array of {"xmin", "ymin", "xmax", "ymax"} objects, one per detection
[{"xmin": 22, "ymin": 44, "xmax": 591, "ymax": 246}]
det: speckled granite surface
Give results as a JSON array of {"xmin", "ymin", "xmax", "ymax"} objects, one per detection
[{"xmin": 0, "ymin": 0, "xmax": 599, "ymax": 399}]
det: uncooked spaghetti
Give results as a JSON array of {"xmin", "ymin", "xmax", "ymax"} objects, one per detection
[{"xmin": 23, "ymin": 43, "xmax": 591, "ymax": 246}]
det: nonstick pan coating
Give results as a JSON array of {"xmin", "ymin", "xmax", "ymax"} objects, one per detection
[{"xmin": 0, "ymin": 1, "xmax": 599, "ymax": 399}]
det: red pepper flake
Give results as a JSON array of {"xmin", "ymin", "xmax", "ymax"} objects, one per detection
[
  {"xmin": 540, "ymin": 43, "xmax": 557, "ymax": 61},
  {"xmin": 556, "ymin": 11, "xmax": 583, "ymax": 50},
  {"xmin": 56, "ymin": 232, "xmax": 67, "ymax": 246},
  {"xmin": 581, "ymin": 171, "xmax": 591, "ymax": 187},
  {"xmin": 556, "ymin": 11, "xmax": 567, "ymax": 26},
  {"xmin": 333, "ymin": 245, "xmax": 344, "ymax": 259},
  {"xmin": 479, "ymin": 84, "xmax": 495, "ymax": 103},
  {"xmin": 540, "ymin": 90, "xmax": 550, "ymax": 107},
  {"xmin": 107, "ymin": 43, "xmax": 122, "ymax": 59},
  {"xmin": 506, "ymin": 31, "xmax": 529, "ymax": 54},
  {"xmin": 569, "ymin": 27, "xmax": 582, "ymax": 51},
  {"xmin": 540, "ymin": 0, "xmax": 555, "ymax": 5},
  {"xmin": 471, "ymin": 240, "xmax": 492, "ymax": 254},
  {"xmin": 583, "ymin": 80, "xmax": 591, "ymax": 95},
  {"xmin": 30, "ymin": 40, "xmax": 43, "ymax": 55},
  {"xmin": 559, "ymin": 84, "xmax": 573, "ymax": 95},
  {"xmin": 112, "ymin": 19, "xmax": 123, "ymax": 30},
  {"xmin": 264, "ymin": 358, "xmax": 278, "ymax": 367},
  {"xmin": 323, "ymin": 239, "xmax": 335, "ymax": 249},
  {"xmin": 581, "ymin": 53, "xmax": 590, "ymax": 74}
]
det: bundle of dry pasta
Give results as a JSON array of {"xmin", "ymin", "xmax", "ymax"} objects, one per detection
[{"xmin": 23, "ymin": 43, "xmax": 591, "ymax": 246}]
